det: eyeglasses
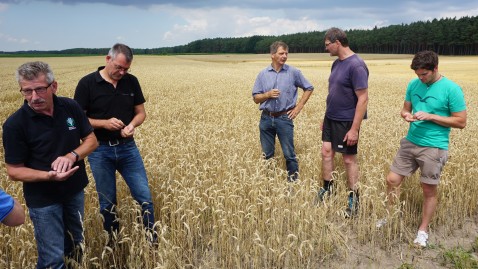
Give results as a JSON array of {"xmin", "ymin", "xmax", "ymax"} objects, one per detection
[
  {"xmin": 113, "ymin": 63, "xmax": 130, "ymax": 73},
  {"xmin": 20, "ymin": 82, "xmax": 53, "ymax": 96}
]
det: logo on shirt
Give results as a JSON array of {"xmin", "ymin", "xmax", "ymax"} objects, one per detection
[
  {"xmin": 414, "ymin": 94, "xmax": 437, "ymax": 103},
  {"xmin": 67, "ymin": 117, "xmax": 77, "ymax": 130}
]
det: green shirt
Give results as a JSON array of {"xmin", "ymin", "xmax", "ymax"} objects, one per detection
[{"xmin": 405, "ymin": 76, "xmax": 466, "ymax": 150}]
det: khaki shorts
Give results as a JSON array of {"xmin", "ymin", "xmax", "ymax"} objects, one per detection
[{"xmin": 390, "ymin": 138, "xmax": 448, "ymax": 185}]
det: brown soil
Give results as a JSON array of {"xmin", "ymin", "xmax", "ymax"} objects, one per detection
[{"xmin": 324, "ymin": 217, "xmax": 478, "ymax": 269}]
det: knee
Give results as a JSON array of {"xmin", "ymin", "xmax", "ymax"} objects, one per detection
[
  {"xmin": 421, "ymin": 183, "xmax": 438, "ymax": 198},
  {"xmin": 342, "ymin": 155, "xmax": 357, "ymax": 166},
  {"xmin": 386, "ymin": 172, "xmax": 402, "ymax": 187},
  {"xmin": 321, "ymin": 146, "xmax": 333, "ymax": 160}
]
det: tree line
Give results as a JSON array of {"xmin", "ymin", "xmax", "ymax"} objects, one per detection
[{"xmin": 2, "ymin": 16, "xmax": 477, "ymax": 56}]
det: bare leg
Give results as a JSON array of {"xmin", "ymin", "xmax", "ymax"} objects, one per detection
[
  {"xmin": 321, "ymin": 141, "xmax": 335, "ymax": 182},
  {"xmin": 343, "ymin": 154, "xmax": 359, "ymax": 190},
  {"xmin": 386, "ymin": 171, "xmax": 405, "ymax": 207},
  {"xmin": 419, "ymin": 183, "xmax": 438, "ymax": 232}
]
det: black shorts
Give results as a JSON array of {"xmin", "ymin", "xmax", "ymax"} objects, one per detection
[{"xmin": 322, "ymin": 116, "xmax": 358, "ymax": 155}]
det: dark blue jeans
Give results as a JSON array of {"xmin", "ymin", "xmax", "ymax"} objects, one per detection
[
  {"xmin": 28, "ymin": 190, "xmax": 84, "ymax": 269},
  {"xmin": 88, "ymin": 141, "xmax": 155, "ymax": 235},
  {"xmin": 259, "ymin": 113, "xmax": 298, "ymax": 179}
]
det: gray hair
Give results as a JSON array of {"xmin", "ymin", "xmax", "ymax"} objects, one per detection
[
  {"xmin": 270, "ymin": 41, "xmax": 288, "ymax": 54},
  {"xmin": 108, "ymin": 43, "xmax": 134, "ymax": 62},
  {"xmin": 16, "ymin": 61, "xmax": 54, "ymax": 84}
]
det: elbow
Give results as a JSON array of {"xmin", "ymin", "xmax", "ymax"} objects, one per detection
[
  {"xmin": 456, "ymin": 117, "xmax": 467, "ymax": 129},
  {"xmin": 91, "ymin": 143, "xmax": 99, "ymax": 152},
  {"xmin": 4, "ymin": 215, "xmax": 25, "ymax": 227},
  {"xmin": 452, "ymin": 120, "xmax": 466, "ymax": 129},
  {"xmin": 7, "ymin": 176, "xmax": 21, "ymax": 182},
  {"xmin": 10, "ymin": 213, "xmax": 26, "ymax": 227},
  {"xmin": 6, "ymin": 171, "xmax": 21, "ymax": 182},
  {"xmin": 362, "ymin": 96, "xmax": 369, "ymax": 105}
]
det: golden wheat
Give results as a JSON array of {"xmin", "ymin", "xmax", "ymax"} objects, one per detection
[{"xmin": 0, "ymin": 53, "xmax": 476, "ymax": 268}]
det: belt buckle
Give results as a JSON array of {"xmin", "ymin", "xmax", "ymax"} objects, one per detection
[{"xmin": 108, "ymin": 139, "xmax": 120, "ymax": 146}]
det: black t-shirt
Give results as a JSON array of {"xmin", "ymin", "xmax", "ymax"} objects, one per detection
[
  {"xmin": 74, "ymin": 67, "xmax": 146, "ymax": 141},
  {"xmin": 2, "ymin": 96, "xmax": 94, "ymax": 208}
]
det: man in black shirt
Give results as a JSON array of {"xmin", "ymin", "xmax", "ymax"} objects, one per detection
[
  {"xmin": 74, "ymin": 43, "xmax": 156, "ymax": 244},
  {"xmin": 2, "ymin": 61, "xmax": 97, "ymax": 268}
]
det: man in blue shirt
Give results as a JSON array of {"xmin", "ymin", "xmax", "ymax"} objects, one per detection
[{"xmin": 252, "ymin": 41, "xmax": 314, "ymax": 182}]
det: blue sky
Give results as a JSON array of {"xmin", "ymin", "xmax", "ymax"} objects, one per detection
[{"xmin": 1, "ymin": 0, "xmax": 477, "ymax": 52}]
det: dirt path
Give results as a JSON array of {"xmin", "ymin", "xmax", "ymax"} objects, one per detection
[{"xmin": 325, "ymin": 217, "xmax": 478, "ymax": 268}]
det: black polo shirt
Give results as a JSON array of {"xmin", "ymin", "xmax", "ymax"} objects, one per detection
[
  {"xmin": 2, "ymin": 96, "xmax": 94, "ymax": 208},
  {"xmin": 74, "ymin": 66, "xmax": 146, "ymax": 141}
]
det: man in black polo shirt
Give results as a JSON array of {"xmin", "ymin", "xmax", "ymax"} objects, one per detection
[
  {"xmin": 2, "ymin": 61, "xmax": 97, "ymax": 268},
  {"xmin": 74, "ymin": 43, "xmax": 156, "ymax": 244}
]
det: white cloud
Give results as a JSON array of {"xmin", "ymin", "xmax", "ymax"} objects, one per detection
[
  {"xmin": 160, "ymin": 6, "xmax": 322, "ymax": 43},
  {"xmin": 2, "ymin": 0, "xmax": 478, "ymax": 51},
  {"xmin": 0, "ymin": 33, "xmax": 30, "ymax": 44},
  {"xmin": 439, "ymin": 8, "xmax": 478, "ymax": 19}
]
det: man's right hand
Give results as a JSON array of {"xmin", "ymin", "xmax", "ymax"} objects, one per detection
[
  {"xmin": 48, "ymin": 166, "xmax": 80, "ymax": 181},
  {"xmin": 104, "ymin": 117, "xmax": 126, "ymax": 131},
  {"xmin": 268, "ymin": 89, "xmax": 281, "ymax": 99}
]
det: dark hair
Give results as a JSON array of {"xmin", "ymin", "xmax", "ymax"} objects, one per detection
[
  {"xmin": 324, "ymin": 27, "xmax": 349, "ymax": 47},
  {"xmin": 108, "ymin": 43, "xmax": 134, "ymax": 62},
  {"xmin": 410, "ymin": 50, "xmax": 439, "ymax": 71},
  {"xmin": 270, "ymin": 41, "xmax": 288, "ymax": 54},
  {"xmin": 16, "ymin": 61, "xmax": 54, "ymax": 84}
]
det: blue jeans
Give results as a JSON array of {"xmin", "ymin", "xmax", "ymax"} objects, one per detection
[
  {"xmin": 88, "ymin": 141, "xmax": 155, "ymax": 235},
  {"xmin": 259, "ymin": 113, "xmax": 298, "ymax": 179},
  {"xmin": 29, "ymin": 190, "xmax": 84, "ymax": 269}
]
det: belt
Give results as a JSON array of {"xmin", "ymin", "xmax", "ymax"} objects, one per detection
[
  {"xmin": 98, "ymin": 138, "xmax": 134, "ymax": 146},
  {"xmin": 263, "ymin": 109, "xmax": 290, "ymax": 117}
]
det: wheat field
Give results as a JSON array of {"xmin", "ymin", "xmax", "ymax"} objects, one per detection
[{"xmin": 0, "ymin": 53, "xmax": 477, "ymax": 268}]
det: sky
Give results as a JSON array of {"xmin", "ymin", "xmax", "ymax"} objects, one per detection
[{"xmin": 1, "ymin": 0, "xmax": 478, "ymax": 52}]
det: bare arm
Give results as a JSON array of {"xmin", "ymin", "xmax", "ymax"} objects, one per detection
[
  {"xmin": 288, "ymin": 89, "xmax": 313, "ymax": 119},
  {"xmin": 401, "ymin": 101, "xmax": 467, "ymax": 129},
  {"xmin": 344, "ymin": 88, "xmax": 368, "ymax": 145},
  {"xmin": 7, "ymin": 132, "xmax": 97, "ymax": 181},
  {"xmin": 121, "ymin": 104, "xmax": 146, "ymax": 138},
  {"xmin": 88, "ymin": 117, "xmax": 125, "ymax": 131},
  {"xmin": 6, "ymin": 163, "xmax": 78, "ymax": 182},
  {"xmin": 414, "ymin": 110, "xmax": 467, "ymax": 129},
  {"xmin": 51, "ymin": 132, "xmax": 98, "ymax": 173},
  {"xmin": 401, "ymin": 101, "xmax": 415, "ymax": 122},
  {"xmin": 253, "ymin": 89, "xmax": 280, "ymax": 104},
  {"xmin": 2, "ymin": 198, "xmax": 25, "ymax": 227},
  {"xmin": 74, "ymin": 132, "xmax": 99, "ymax": 159}
]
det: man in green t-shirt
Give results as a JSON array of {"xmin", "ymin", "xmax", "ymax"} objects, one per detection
[{"xmin": 381, "ymin": 50, "xmax": 467, "ymax": 247}]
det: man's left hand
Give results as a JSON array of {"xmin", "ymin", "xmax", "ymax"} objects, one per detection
[
  {"xmin": 287, "ymin": 107, "xmax": 302, "ymax": 120},
  {"xmin": 121, "ymin": 124, "xmax": 135, "ymax": 138},
  {"xmin": 51, "ymin": 155, "xmax": 75, "ymax": 173},
  {"xmin": 344, "ymin": 129, "xmax": 359, "ymax": 146}
]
